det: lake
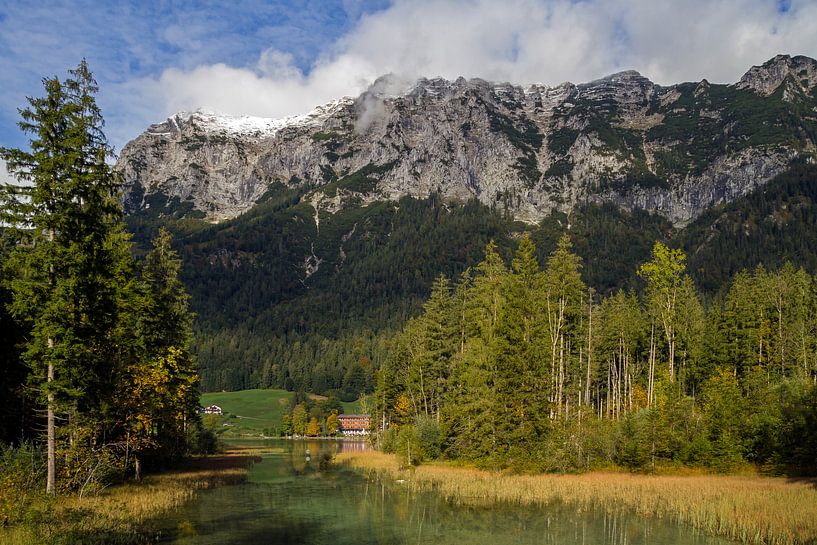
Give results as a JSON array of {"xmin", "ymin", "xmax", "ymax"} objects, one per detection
[{"xmin": 159, "ymin": 439, "xmax": 736, "ymax": 545}]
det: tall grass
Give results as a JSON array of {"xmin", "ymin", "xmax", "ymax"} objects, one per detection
[
  {"xmin": 337, "ymin": 451, "xmax": 817, "ymax": 545},
  {"xmin": 0, "ymin": 451, "xmax": 256, "ymax": 545}
]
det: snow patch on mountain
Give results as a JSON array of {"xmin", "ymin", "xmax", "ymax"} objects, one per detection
[{"xmin": 117, "ymin": 55, "xmax": 817, "ymax": 227}]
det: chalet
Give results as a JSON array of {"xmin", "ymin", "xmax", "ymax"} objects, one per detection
[
  {"xmin": 202, "ymin": 404, "xmax": 223, "ymax": 415},
  {"xmin": 337, "ymin": 414, "xmax": 370, "ymax": 436}
]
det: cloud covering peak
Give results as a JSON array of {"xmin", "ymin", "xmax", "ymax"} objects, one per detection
[{"xmin": 2, "ymin": 0, "xmax": 817, "ymax": 151}]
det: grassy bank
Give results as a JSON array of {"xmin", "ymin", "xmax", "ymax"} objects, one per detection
[
  {"xmin": 336, "ymin": 451, "xmax": 817, "ymax": 545},
  {"xmin": 0, "ymin": 451, "xmax": 258, "ymax": 545}
]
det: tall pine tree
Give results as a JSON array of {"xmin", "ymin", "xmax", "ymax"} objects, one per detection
[{"xmin": 0, "ymin": 61, "xmax": 125, "ymax": 494}]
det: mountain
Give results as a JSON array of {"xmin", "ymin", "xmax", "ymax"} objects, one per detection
[
  {"xmin": 118, "ymin": 55, "xmax": 817, "ymax": 227},
  {"xmin": 117, "ymin": 55, "xmax": 817, "ymax": 394}
]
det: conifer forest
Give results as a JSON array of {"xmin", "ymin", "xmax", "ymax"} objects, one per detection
[
  {"xmin": 5, "ymin": 4, "xmax": 817, "ymax": 544},
  {"xmin": 373, "ymin": 236, "xmax": 817, "ymax": 474},
  {"xmin": 0, "ymin": 62, "xmax": 212, "ymax": 499},
  {"xmin": 3, "ymin": 59, "xmax": 817, "ymax": 509}
]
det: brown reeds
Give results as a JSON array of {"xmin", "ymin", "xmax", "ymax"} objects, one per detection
[
  {"xmin": 337, "ymin": 451, "xmax": 817, "ymax": 545},
  {"xmin": 0, "ymin": 451, "xmax": 257, "ymax": 545}
]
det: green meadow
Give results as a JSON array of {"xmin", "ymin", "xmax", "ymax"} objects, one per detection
[{"xmin": 201, "ymin": 389, "xmax": 363, "ymax": 437}]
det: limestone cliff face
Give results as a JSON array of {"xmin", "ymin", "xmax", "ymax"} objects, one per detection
[
  {"xmin": 117, "ymin": 55, "xmax": 817, "ymax": 226},
  {"xmin": 737, "ymin": 54, "xmax": 817, "ymax": 97}
]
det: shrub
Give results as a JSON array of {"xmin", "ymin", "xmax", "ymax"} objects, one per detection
[
  {"xmin": 57, "ymin": 440, "xmax": 121, "ymax": 496},
  {"xmin": 396, "ymin": 425, "xmax": 422, "ymax": 466},
  {"xmin": 379, "ymin": 426, "xmax": 399, "ymax": 453},
  {"xmin": 188, "ymin": 421, "xmax": 220, "ymax": 455},
  {"xmin": 414, "ymin": 415, "xmax": 442, "ymax": 460},
  {"xmin": 0, "ymin": 442, "xmax": 45, "ymax": 526}
]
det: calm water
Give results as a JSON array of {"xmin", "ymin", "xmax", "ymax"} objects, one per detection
[{"xmin": 159, "ymin": 440, "xmax": 735, "ymax": 545}]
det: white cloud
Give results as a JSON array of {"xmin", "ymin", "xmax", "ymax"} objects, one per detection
[
  {"xmin": 0, "ymin": 157, "xmax": 34, "ymax": 188},
  {"xmin": 112, "ymin": 0, "xmax": 817, "ymax": 149},
  {"xmin": 333, "ymin": 0, "xmax": 817, "ymax": 84},
  {"xmin": 0, "ymin": 158, "xmax": 15, "ymax": 186},
  {"xmin": 105, "ymin": 52, "xmax": 377, "ymax": 148}
]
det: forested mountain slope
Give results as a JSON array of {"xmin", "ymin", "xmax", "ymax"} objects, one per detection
[
  {"xmin": 118, "ymin": 54, "xmax": 817, "ymax": 394},
  {"xmin": 127, "ymin": 161, "xmax": 817, "ymax": 393}
]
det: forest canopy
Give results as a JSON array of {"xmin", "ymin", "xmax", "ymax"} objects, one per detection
[
  {"xmin": 373, "ymin": 236, "xmax": 817, "ymax": 474},
  {"xmin": 0, "ymin": 62, "xmax": 210, "ymax": 500}
]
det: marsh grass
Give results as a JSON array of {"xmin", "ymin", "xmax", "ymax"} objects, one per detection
[
  {"xmin": 0, "ymin": 451, "xmax": 257, "ymax": 545},
  {"xmin": 337, "ymin": 451, "xmax": 817, "ymax": 545}
]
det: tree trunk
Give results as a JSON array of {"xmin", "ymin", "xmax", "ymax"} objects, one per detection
[
  {"xmin": 648, "ymin": 323, "xmax": 656, "ymax": 407},
  {"xmin": 135, "ymin": 456, "xmax": 142, "ymax": 481},
  {"xmin": 557, "ymin": 333, "xmax": 565, "ymax": 417},
  {"xmin": 47, "ymin": 358, "xmax": 56, "ymax": 495},
  {"xmin": 759, "ymin": 308, "xmax": 764, "ymax": 365},
  {"xmin": 418, "ymin": 369, "xmax": 428, "ymax": 416},
  {"xmin": 585, "ymin": 298, "xmax": 592, "ymax": 406},
  {"xmin": 46, "ymin": 227, "xmax": 56, "ymax": 496},
  {"xmin": 668, "ymin": 325, "xmax": 675, "ymax": 383},
  {"xmin": 778, "ymin": 305, "xmax": 784, "ymax": 375}
]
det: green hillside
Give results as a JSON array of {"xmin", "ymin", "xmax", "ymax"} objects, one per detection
[{"xmin": 201, "ymin": 389, "xmax": 362, "ymax": 437}]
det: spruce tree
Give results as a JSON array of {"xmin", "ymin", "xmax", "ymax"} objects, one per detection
[
  {"xmin": 494, "ymin": 234, "xmax": 549, "ymax": 462},
  {"xmin": 0, "ymin": 61, "xmax": 125, "ymax": 494},
  {"xmin": 415, "ymin": 274, "xmax": 455, "ymax": 419},
  {"xmin": 122, "ymin": 228, "xmax": 197, "ymax": 477},
  {"xmin": 722, "ymin": 269, "xmax": 763, "ymax": 376},
  {"xmin": 543, "ymin": 234, "xmax": 585, "ymax": 417},
  {"xmin": 138, "ymin": 228, "xmax": 193, "ymax": 353},
  {"xmin": 445, "ymin": 241, "xmax": 506, "ymax": 461}
]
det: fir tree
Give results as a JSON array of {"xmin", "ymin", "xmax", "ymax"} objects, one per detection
[
  {"xmin": 543, "ymin": 234, "xmax": 585, "ymax": 417},
  {"xmin": 0, "ymin": 61, "xmax": 125, "ymax": 495},
  {"xmin": 137, "ymin": 228, "xmax": 192, "ymax": 354},
  {"xmin": 497, "ymin": 236, "xmax": 549, "ymax": 462}
]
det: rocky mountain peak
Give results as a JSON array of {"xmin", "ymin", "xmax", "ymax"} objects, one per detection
[
  {"xmin": 365, "ymin": 73, "xmax": 416, "ymax": 98},
  {"xmin": 583, "ymin": 69, "xmax": 651, "ymax": 87},
  {"xmin": 737, "ymin": 54, "xmax": 817, "ymax": 96},
  {"xmin": 117, "ymin": 54, "xmax": 817, "ymax": 227}
]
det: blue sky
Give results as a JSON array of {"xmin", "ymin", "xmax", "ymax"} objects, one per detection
[
  {"xmin": 1, "ymin": 0, "xmax": 816, "ymax": 160},
  {"xmin": 0, "ymin": 0, "xmax": 390, "ymax": 150}
]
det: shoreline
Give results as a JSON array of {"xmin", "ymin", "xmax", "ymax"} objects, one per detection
[
  {"xmin": 0, "ymin": 450, "xmax": 258, "ymax": 545},
  {"xmin": 225, "ymin": 434, "xmax": 371, "ymax": 441},
  {"xmin": 336, "ymin": 451, "xmax": 817, "ymax": 545}
]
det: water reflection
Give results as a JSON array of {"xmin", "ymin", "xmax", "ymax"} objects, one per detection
[{"xmin": 162, "ymin": 440, "xmax": 734, "ymax": 545}]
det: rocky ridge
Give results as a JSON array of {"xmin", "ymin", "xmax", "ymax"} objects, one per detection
[{"xmin": 117, "ymin": 55, "xmax": 817, "ymax": 226}]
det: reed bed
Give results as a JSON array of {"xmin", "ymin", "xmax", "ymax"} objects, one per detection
[
  {"xmin": 337, "ymin": 451, "xmax": 817, "ymax": 545},
  {"xmin": 0, "ymin": 451, "xmax": 257, "ymax": 545}
]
